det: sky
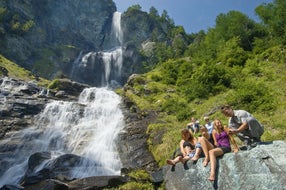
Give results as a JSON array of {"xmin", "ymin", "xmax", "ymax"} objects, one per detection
[{"xmin": 113, "ymin": 0, "xmax": 274, "ymax": 34}]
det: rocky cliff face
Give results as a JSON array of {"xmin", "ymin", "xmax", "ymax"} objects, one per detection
[
  {"xmin": 0, "ymin": 0, "xmax": 126, "ymax": 84},
  {"xmin": 0, "ymin": 77, "xmax": 88, "ymax": 139},
  {"xmin": 0, "ymin": 0, "xmax": 116, "ymax": 58},
  {"xmin": 0, "ymin": 0, "xmax": 170, "ymax": 86}
]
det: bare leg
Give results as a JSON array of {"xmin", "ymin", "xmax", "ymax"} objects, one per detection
[
  {"xmin": 179, "ymin": 156, "xmax": 190, "ymax": 164},
  {"xmin": 167, "ymin": 156, "xmax": 182, "ymax": 165},
  {"xmin": 198, "ymin": 137, "xmax": 214, "ymax": 166},
  {"xmin": 208, "ymin": 148, "xmax": 224, "ymax": 181},
  {"xmin": 191, "ymin": 148, "xmax": 201, "ymax": 161}
]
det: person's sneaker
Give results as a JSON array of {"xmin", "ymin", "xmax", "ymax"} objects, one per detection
[
  {"xmin": 252, "ymin": 137, "xmax": 261, "ymax": 143},
  {"xmin": 245, "ymin": 141, "xmax": 258, "ymax": 150},
  {"xmin": 239, "ymin": 145, "xmax": 248, "ymax": 151}
]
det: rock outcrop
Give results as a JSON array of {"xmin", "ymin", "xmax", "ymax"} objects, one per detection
[
  {"xmin": 0, "ymin": 77, "xmax": 47, "ymax": 138},
  {"xmin": 117, "ymin": 105, "xmax": 159, "ymax": 173},
  {"xmin": 0, "ymin": 77, "xmax": 89, "ymax": 139},
  {"xmin": 162, "ymin": 141, "xmax": 286, "ymax": 190},
  {"xmin": 0, "ymin": 0, "xmax": 179, "ymax": 86},
  {"xmin": 0, "ymin": 77, "xmax": 158, "ymax": 189},
  {"xmin": 0, "ymin": 0, "xmax": 116, "ymax": 63}
]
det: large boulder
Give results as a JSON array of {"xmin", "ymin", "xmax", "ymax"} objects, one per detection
[
  {"xmin": 22, "ymin": 152, "xmax": 100, "ymax": 186},
  {"xmin": 163, "ymin": 141, "xmax": 286, "ymax": 190}
]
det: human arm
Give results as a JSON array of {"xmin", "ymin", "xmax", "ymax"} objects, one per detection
[
  {"xmin": 224, "ymin": 126, "xmax": 239, "ymax": 153},
  {"xmin": 200, "ymin": 126, "xmax": 210, "ymax": 140},
  {"xmin": 211, "ymin": 130, "xmax": 218, "ymax": 146},
  {"xmin": 229, "ymin": 135, "xmax": 239, "ymax": 153},
  {"xmin": 179, "ymin": 140, "xmax": 187, "ymax": 156},
  {"xmin": 228, "ymin": 121, "xmax": 248, "ymax": 135}
]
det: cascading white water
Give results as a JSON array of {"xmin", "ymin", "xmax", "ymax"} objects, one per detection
[
  {"xmin": 70, "ymin": 12, "xmax": 124, "ymax": 87},
  {"xmin": 101, "ymin": 47, "xmax": 123, "ymax": 86},
  {"xmin": 112, "ymin": 12, "xmax": 123, "ymax": 45},
  {"xmin": 0, "ymin": 87, "xmax": 124, "ymax": 186},
  {"xmin": 0, "ymin": 11, "xmax": 126, "ymax": 187}
]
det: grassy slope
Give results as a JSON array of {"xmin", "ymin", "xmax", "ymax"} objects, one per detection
[
  {"xmin": 122, "ymin": 48, "xmax": 286, "ymax": 167},
  {"xmin": 0, "ymin": 54, "xmax": 50, "ymax": 86},
  {"xmin": 1, "ymin": 48, "xmax": 285, "ymax": 167}
]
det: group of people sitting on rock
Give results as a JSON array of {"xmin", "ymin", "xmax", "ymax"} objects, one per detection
[{"xmin": 166, "ymin": 105, "xmax": 264, "ymax": 181}]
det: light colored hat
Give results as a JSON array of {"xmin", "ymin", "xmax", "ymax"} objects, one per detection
[{"xmin": 203, "ymin": 116, "xmax": 209, "ymax": 120}]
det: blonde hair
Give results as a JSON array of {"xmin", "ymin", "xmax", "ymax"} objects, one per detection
[{"xmin": 213, "ymin": 119, "xmax": 224, "ymax": 134}]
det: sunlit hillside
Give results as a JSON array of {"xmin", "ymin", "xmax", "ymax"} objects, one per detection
[{"xmin": 0, "ymin": 55, "xmax": 50, "ymax": 86}]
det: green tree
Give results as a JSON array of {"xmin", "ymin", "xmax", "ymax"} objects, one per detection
[
  {"xmin": 160, "ymin": 10, "xmax": 174, "ymax": 26},
  {"xmin": 211, "ymin": 11, "xmax": 262, "ymax": 51},
  {"xmin": 256, "ymin": 0, "xmax": 286, "ymax": 45},
  {"xmin": 226, "ymin": 79, "xmax": 276, "ymax": 113},
  {"xmin": 160, "ymin": 59, "xmax": 180, "ymax": 85},
  {"xmin": 127, "ymin": 4, "xmax": 142, "ymax": 12},
  {"xmin": 172, "ymin": 27, "xmax": 187, "ymax": 57},
  {"xmin": 216, "ymin": 37, "xmax": 249, "ymax": 67},
  {"xmin": 149, "ymin": 6, "xmax": 159, "ymax": 18}
]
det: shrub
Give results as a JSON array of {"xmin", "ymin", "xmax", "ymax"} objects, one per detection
[
  {"xmin": 226, "ymin": 79, "xmax": 276, "ymax": 113},
  {"xmin": 22, "ymin": 20, "xmax": 35, "ymax": 32},
  {"xmin": 118, "ymin": 181, "xmax": 154, "ymax": 190},
  {"xmin": 48, "ymin": 79, "xmax": 60, "ymax": 90}
]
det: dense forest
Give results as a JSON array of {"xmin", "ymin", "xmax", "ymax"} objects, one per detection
[{"xmin": 119, "ymin": 0, "xmax": 286, "ymax": 167}]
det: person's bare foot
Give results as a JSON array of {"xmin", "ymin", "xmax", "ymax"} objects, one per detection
[
  {"xmin": 208, "ymin": 175, "xmax": 215, "ymax": 181},
  {"xmin": 203, "ymin": 159, "xmax": 209, "ymax": 167},
  {"xmin": 166, "ymin": 159, "xmax": 175, "ymax": 165},
  {"xmin": 191, "ymin": 154, "xmax": 199, "ymax": 161}
]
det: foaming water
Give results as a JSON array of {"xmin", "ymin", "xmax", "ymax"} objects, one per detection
[
  {"xmin": 0, "ymin": 87, "xmax": 124, "ymax": 186},
  {"xmin": 101, "ymin": 47, "xmax": 123, "ymax": 86},
  {"xmin": 69, "ymin": 11, "xmax": 124, "ymax": 87}
]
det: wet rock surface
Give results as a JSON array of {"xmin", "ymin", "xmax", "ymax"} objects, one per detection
[{"xmin": 0, "ymin": 77, "xmax": 158, "ymax": 189}]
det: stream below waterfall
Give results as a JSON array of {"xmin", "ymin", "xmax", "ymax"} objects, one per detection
[{"xmin": 0, "ymin": 87, "xmax": 124, "ymax": 187}]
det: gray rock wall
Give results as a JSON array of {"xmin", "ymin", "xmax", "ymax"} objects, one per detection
[
  {"xmin": 163, "ymin": 141, "xmax": 286, "ymax": 190},
  {"xmin": 0, "ymin": 0, "xmax": 116, "ymax": 80}
]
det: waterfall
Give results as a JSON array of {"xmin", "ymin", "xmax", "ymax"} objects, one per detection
[
  {"xmin": 69, "ymin": 12, "xmax": 124, "ymax": 87},
  {"xmin": 0, "ymin": 11, "xmax": 127, "ymax": 187},
  {"xmin": 112, "ymin": 12, "xmax": 123, "ymax": 45},
  {"xmin": 0, "ymin": 87, "xmax": 124, "ymax": 186},
  {"xmin": 101, "ymin": 47, "xmax": 123, "ymax": 86}
]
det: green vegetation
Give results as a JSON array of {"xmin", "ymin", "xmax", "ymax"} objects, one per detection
[
  {"xmin": 0, "ymin": 54, "xmax": 50, "ymax": 86},
  {"xmin": 0, "ymin": 6, "xmax": 35, "ymax": 34},
  {"xmin": 32, "ymin": 45, "xmax": 78, "ymax": 79},
  {"xmin": 122, "ymin": 0, "xmax": 286, "ymax": 167},
  {"xmin": 0, "ymin": 0, "xmax": 285, "ymax": 181},
  {"xmin": 104, "ymin": 169, "xmax": 160, "ymax": 190},
  {"xmin": 116, "ymin": 182, "xmax": 154, "ymax": 190},
  {"xmin": 47, "ymin": 79, "xmax": 60, "ymax": 90}
]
